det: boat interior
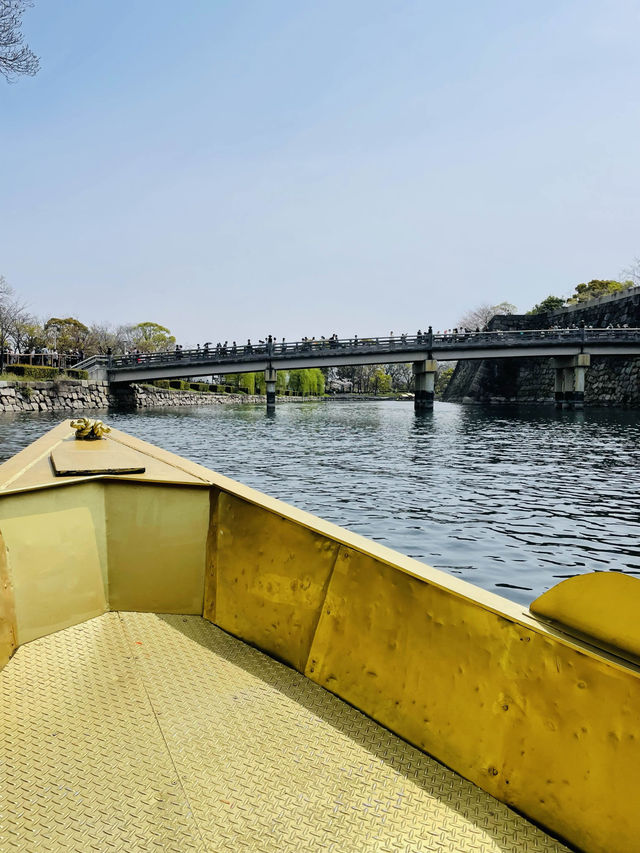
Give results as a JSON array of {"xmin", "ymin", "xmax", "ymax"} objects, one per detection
[{"xmin": 1, "ymin": 421, "xmax": 639, "ymax": 853}]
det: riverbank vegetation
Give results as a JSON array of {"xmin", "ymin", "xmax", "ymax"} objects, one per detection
[
  {"xmin": 460, "ymin": 271, "xmax": 639, "ymax": 329},
  {"xmin": 0, "ymin": 277, "xmax": 177, "ymax": 360},
  {"xmin": 15, "ymin": 267, "xmax": 637, "ymax": 404},
  {"xmin": 2, "ymin": 364, "xmax": 88, "ymax": 381},
  {"xmin": 222, "ymin": 369, "xmax": 326, "ymax": 396},
  {"xmin": 528, "ymin": 279, "xmax": 636, "ymax": 314}
]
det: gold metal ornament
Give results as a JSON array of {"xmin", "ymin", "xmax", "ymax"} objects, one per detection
[{"xmin": 69, "ymin": 418, "xmax": 112, "ymax": 440}]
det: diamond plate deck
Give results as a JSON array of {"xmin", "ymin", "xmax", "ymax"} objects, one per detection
[{"xmin": 0, "ymin": 613, "xmax": 571, "ymax": 852}]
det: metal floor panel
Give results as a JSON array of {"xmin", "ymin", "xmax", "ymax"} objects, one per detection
[{"xmin": 0, "ymin": 613, "xmax": 571, "ymax": 853}]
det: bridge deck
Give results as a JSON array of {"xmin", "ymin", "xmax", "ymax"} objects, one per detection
[
  {"xmin": 80, "ymin": 328, "xmax": 640, "ymax": 383},
  {"xmin": 0, "ymin": 612, "xmax": 570, "ymax": 852}
]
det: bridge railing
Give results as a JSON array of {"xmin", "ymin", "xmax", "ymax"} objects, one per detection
[
  {"xmin": 73, "ymin": 355, "xmax": 110, "ymax": 371},
  {"xmin": 0, "ymin": 352, "xmax": 85, "ymax": 370},
  {"xmin": 107, "ymin": 328, "xmax": 640, "ymax": 372}
]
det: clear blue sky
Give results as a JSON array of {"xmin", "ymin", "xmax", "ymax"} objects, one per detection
[{"xmin": 2, "ymin": 0, "xmax": 639, "ymax": 344}]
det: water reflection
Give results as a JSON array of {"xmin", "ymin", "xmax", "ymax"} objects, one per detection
[{"xmin": 0, "ymin": 401, "xmax": 639, "ymax": 606}]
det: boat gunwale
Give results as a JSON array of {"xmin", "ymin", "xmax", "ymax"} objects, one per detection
[{"xmin": 1, "ymin": 421, "xmax": 638, "ymax": 677}]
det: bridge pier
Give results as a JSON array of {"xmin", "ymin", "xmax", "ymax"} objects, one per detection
[
  {"xmin": 551, "ymin": 354, "xmax": 590, "ymax": 410},
  {"xmin": 563, "ymin": 366, "xmax": 575, "ymax": 409},
  {"xmin": 554, "ymin": 367, "xmax": 564, "ymax": 408},
  {"xmin": 264, "ymin": 367, "xmax": 277, "ymax": 412},
  {"xmin": 573, "ymin": 355, "xmax": 589, "ymax": 409},
  {"xmin": 413, "ymin": 360, "xmax": 437, "ymax": 411}
]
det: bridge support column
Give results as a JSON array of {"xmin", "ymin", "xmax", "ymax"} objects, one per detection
[
  {"xmin": 563, "ymin": 367, "xmax": 575, "ymax": 409},
  {"xmin": 573, "ymin": 353, "xmax": 590, "ymax": 409},
  {"xmin": 554, "ymin": 368, "xmax": 565, "ymax": 409},
  {"xmin": 264, "ymin": 367, "xmax": 277, "ymax": 412},
  {"xmin": 550, "ymin": 355, "xmax": 590, "ymax": 410},
  {"xmin": 413, "ymin": 360, "xmax": 437, "ymax": 411}
]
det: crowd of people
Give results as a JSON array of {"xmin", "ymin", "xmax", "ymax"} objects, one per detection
[
  {"xmin": 113, "ymin": 323, "xmax": 640, "ymax": 367},
  {"xmin": 0, "ymin": 346, "xmax": 84, "ymax": 369},
  {"xmin": 5, "ymin": 324, "xmax": 638, "ymax": 374}
]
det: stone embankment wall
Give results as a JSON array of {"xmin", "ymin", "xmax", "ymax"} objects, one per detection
[
  {"xmin": 0, "ymin": 380, "xmax": 113, "ymax": 413},
  {"xmin": 0, "ymin": 380, "xmax": 324, "ymax": 414},
  {"xmin": 119, "ymin": 386, "xmax": 329, "ymax": 408},
  {"xmin": 114, "ymin": 384, "xmax": 263, "ymax": 408},
  {"xmin": 445, "ymin": 289, "xmax": 640, "ymax": 407},
  {"xmin": 446, "ymin": 356, "xmax": 640, "ymax": 407},
  {"xmin": 489, "ymin": 284, "xmax": 640, "ymax": 331}
]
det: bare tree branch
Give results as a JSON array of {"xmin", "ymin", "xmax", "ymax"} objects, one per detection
[
  {"xmin": 0, "ymin": 0, "xmax": 39, "ymax": 82},
  {"xmin": 458, "ymin": 301, "xmax": 517, "ymax": 330},
  {"xmin": 385, "ymin": 362, "xmax": 412, "ymax": 390},
  {"xmin": 621, "ymin": 257, "xmax": 640, "ymax": 287},
  {"xmin": 0, "ymin": 275, "xmax": 29, "ymax": 350}
]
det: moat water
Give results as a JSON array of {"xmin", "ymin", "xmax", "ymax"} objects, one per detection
[{"xmin": 1, "ymin": 400, "xmax": 639, "ymax": 606}]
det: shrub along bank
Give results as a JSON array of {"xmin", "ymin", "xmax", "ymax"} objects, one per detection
[{"xmin": 5, "ymin": 364, "xmax": 88, "ymax": 381}]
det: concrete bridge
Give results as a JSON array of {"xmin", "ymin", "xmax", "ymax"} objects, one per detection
[{"xmin": 78, "ymin": 327, "xmax": 640, "ymax": 411}]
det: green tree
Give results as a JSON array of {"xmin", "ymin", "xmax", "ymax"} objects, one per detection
[
  {"xmin": 12, "ymin": 317, "xmax": 45, "ymax": 351},
  {"xmin": 223, "ymin": 374, "xmax": 239, "ymax": 390},
  {"xmin": 435, "ymin": 366, "xmax": 455, "ymax": 396},
  {"xmin": 44, "ymin": 317, "xmax": 89, "ymax": 351},
  {"xmin": 125, "ymin": 321, "xmax": 176, "ymax": 353},
  {"xmin": 355, "ymin": 364, "xmax": 378, "ymax": 393},
  {"xmin": 229, "ymin": 371, "xmax": 287, "ymax": 395},
  {"xmin": 309, "ymin": 368, "xmax": 325, "ymax": 395},
  {"xmin": 527, "ymin": 295, "xmax": 565, "ymax": 314},
  {"xmin": 287, "ymin": 368, "xmax": 325, "ymax": 396},
  {"xmin": 385, "ymin": 362, "xmax": 412, "ymax": 390},
  {"xmin": 566, "ymin": 279, "xmax": 633, "ymax": 304},
  {"xmin": 288, "ymin": 369, "xmax": 309, "ymax": 396},
  {"xmin": 371, "ymin": 367, "xmax": 392, "ymax": 394},
  {"xmin": 238, "ymin": 372, "xmax": 256, "ymax": 394}
]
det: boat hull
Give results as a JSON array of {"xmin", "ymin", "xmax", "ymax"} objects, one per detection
[{"xmin": 1, "ymin": 421, "xmax": 639, "ymax": 852}]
